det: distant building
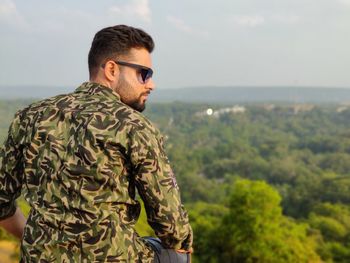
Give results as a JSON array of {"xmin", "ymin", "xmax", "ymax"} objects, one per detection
[
  {"xmin": 262, "ymin": 104, "xmax": 275, "ymax": 111},
  {"xmin": 336, "ymin": 106, "xmax": 348, "ymax": 113},
  {"xmin": 290, "ymin": 104, "xmax": 314, "ymax": 114},
  {"xmin": 195, "ymin": 105, "xmax": 246, "ymax": 117}
]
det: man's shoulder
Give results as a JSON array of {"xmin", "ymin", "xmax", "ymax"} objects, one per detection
[
  {"xmin": 13, "ymin": 88, "xmax": 160, "ymax": 137},
  {"xmin": 124, "ymin": 109, "xmax": 160, "ymax": 136},
  {"xmin": 14, "ymin": 92, "xmax": 74, "ymax": 118}
]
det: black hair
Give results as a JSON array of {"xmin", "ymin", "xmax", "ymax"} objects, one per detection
[{"xmin": 88, "ymin": 25, "xmax": 154, "ymax": 78}]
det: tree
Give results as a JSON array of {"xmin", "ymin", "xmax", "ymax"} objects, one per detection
[
  {"xmin": 213, "ymin": 179, "xmax": 320, "ymax": 263},
  {"xmin": 308, "ymin": 203, "xmax": 350, "ymax": 262},
  {"xmin": 188, "ymin": 202, "xmax": 229, "ymax": 263}
]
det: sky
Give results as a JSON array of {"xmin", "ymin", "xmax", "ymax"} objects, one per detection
[{"xmin": 0, "ymin": 0, "xmax": 350, "ymax": 90}]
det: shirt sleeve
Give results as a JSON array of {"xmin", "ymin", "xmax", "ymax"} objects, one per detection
[
  {"xmin": 0, "ymin": 112, "xmax": 24, "ymax": 220},
  {"xmin": 129, "ymin": 125, "xmax": 193, "ymax": 250}
]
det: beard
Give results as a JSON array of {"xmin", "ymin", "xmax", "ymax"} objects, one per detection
[
  {"xmin": 116, "ymin": 76, "xmax": 148, "ymax": 112},
  {"xmin": 129, "ymin": 98, "xmax": 146, "ymax": 112}
]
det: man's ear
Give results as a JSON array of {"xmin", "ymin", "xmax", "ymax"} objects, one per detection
[{"xmin": 104, "ymin": 61, "xmax": 119, "ymax": 82}]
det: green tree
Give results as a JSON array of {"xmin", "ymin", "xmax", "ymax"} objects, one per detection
[
  {"xmin": 308, "ymin": 203, "xmax": 350, "ymax": 262},
  {"xmin": 188, "ymin": 202, "xmax": 229, "ymax": 263},
  {"xmin": 214, "ymin": 179, "xmax": 320, "ymax": 263}
]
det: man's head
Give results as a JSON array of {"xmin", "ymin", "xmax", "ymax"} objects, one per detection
[{"xmin": 88, "ymin": 25, "xmax": 155, "ymax": 112}]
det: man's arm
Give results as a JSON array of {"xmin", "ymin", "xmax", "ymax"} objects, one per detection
[
  {"xmin": 129, "ymin": 125, "xmax": 193, "ymax": 251},
  {"xmin": 0, "ymin": 112, "xmax": 25, "ymax": 239},
  {"xmin": 0, "ymin": 207, "xmax": 26, "ymax": 239}
]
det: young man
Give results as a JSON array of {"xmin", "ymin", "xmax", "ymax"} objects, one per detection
[{"xmin": 0, "ymin": 25, "xmax": 193, "ymax": 262}]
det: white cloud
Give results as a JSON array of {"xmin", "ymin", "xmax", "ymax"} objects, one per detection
[
  {"xmin": 338, "ymin": 0, "xmax": 350, "ymax": 6},
  {"xmin": 109, "ymin": 0, "xmax": 151, "ymax": 24},
  {"xmin": 166, "ymin": 15, "xmax": 209, "ymax": 37},
  {"xmin": 0, "ymin": 0, "xmax": 16, "ymax": 14},
  {"xmin": 0, "ymin": 0, "xmax": 25, "ymax": 26},
  {"xmin": 232, "ymin": 15, "xmax": 265, "ymax": 27},
  {"xmin": 0, "ymin": 0, "xmax": 15, "ymax": 16}
]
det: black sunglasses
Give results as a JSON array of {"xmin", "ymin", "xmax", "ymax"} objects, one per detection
[{"xmin": 114, "ymin": 61, "xmax": 153, "ymax": 84}]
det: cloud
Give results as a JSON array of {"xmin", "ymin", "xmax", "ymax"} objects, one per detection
[
  {"xmin": 0, "ymin": 0, "xmax": 15, "ymax": 16},
  {"xmin": 166, "ymin": 15, "xmax": 209, "ymax": 37},
  {"xmin": 0, "ymin": 0, "xmax": 25, "ymax": 26},
  {"xmin": 232, "ymin": 15, "xmax": 265, "ymax": 27},
  {"xmin": 109, "ymin": 0, "xmax": 151, "ymax": 24},
  {"xmin": 338, "ymin": 0, "xmax": 350, "ymax": 6}
]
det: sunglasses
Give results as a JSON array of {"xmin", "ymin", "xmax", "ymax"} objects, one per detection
[{"xmin": 114, "ymin": 61, "xmax": 153, "ymax": 84}]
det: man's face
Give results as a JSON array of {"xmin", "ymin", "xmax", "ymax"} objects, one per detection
[{"xmin": 113, "ymin": 48, "xmax": 155, "ymax": 112}]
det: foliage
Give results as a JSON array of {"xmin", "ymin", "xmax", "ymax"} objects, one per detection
[
  {"xmin": 1, "ymin": 100, "xmax": 350, "ymax": 262},
  {"xmin": 308, "ymin": 203, "xmax": 350, "ymax": 262},
  {"xmin": 207, "ymin": 179, "xmax": 320, "ymax": 263}
]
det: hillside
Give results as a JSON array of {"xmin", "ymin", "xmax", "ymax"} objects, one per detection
[
  {"xmin": 2, "ymin": 85, "xmax": 350, "ymax": 103},
  {"xmin": 1, "ymin": 100, "xmax": 350, "ymax": 262}
]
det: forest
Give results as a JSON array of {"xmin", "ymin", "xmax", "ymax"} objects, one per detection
[{"xmin": 1, "ymin": 99, "xmax": 350, "ymax": 262}]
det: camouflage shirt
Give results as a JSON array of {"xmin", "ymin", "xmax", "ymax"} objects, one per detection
[{"xmin": 0, "ymin": 82, "xmax": 193, "ymax": 262}]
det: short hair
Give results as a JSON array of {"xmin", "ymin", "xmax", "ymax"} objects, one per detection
[{"xmin": 88, "ymin": 25, "xmax": 155, "ymax": 78}]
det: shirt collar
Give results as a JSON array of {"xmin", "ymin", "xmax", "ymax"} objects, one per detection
[{"xmin": 75, "ymin": 82, "xmax": 121, "ymax": 101}]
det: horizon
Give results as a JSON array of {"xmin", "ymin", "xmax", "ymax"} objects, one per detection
[
  {"xmin": 2, "ymin": 85, "xmax": 350, "ymax": 103},
  {"xmin": 1, "ymin": 84, "xmax": 350, "ymax": 90}
]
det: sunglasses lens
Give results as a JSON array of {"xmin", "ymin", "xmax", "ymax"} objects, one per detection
[{"xmin": 140, "ymin": 68, "xmax": 153, "ymax": 83}]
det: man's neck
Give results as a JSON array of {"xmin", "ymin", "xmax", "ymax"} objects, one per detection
[{"xmin": 89, "ymin": 77, "xmax": 112, "ymax": 90}]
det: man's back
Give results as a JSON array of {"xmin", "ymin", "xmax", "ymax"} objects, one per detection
[
  {"xmin": 0, "ymin": 25, "xmax": 192, "ymax": 263},
  {"xmin": 1, "ymin": 82, "xmax": 191, "ymax": 262}
]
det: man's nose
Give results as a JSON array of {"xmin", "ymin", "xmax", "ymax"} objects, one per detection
[{"xmin": 147, "ymin": 78, "xmax": 155, "ymax": 90}]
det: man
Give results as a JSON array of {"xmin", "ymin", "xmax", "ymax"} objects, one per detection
[{"xmin": 0, "ymin": 25, "xmax": 193, "ymax": 262}]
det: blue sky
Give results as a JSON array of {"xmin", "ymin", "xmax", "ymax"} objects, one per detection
[{"xmin": 0, "ymin": 0, "xmax": 350, "ymax": 89}]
